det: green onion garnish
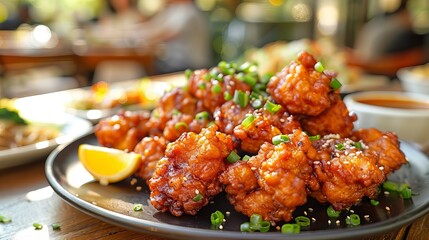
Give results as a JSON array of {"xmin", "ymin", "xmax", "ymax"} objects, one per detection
[
  {"xmin": 370, "ymin": 199, "xmax": 379, "ymax": 206},
  {"xmin": 264, "ymin": 100, "xmax": 282, "ymax": 114},
  {"xmin": 202, "ymin": 73, "xmax": 211, "ymax": 81},
  {"xmin": 249, "ymin": 214, "xmax": 263, "ymax": 230},
  {"xmin": 346, "ymin": 214, "xmax": 361, "ymax": 226},
  {"xmin": 330, "ymin": 78, "xmax": 342, "ymax": 91},
  {"xmin": 281, "ymin": 223, "xmax": 300, "ymax": 234},
  {"xmin": 327, "ymin": 205, "xmax": 341, "ymax": 218},
  {"xmin": 211, "ymin": 84, "xmax": 222, "ymax": 94},
  {"xmin": 227, "ymin": 151, "xmax": 241, "ymax": 163},
  {"xmin": 261, "ymin": 73, "xmax": 273, "ymax": 84},
  {"xmin": 259, "ymin": 220, "xmax": 271, "ymax": 232},
  {"xmin": 0, "ymin": 215, "xmax": 11, "ymax": 223},
  {"xmin": 383, "ymin": 181, "xmax": 399, "ymax": 192},
  {"xmin": 335, "ymin": 143, "xmax": 345, "ymax": 151},
  {"xmin": 193, "ymin": 193, "xmax": 203, "ymax": 202},
  {"xmin": 33, "ymin": 223, "xmax": 43, "ymax": 230},
  {"xmin": 233, "ymin": 90, "xmax": 249, "ymax": 108},
  {"xmin": 243, "ymin": 75, "xmax": 257, "ymax": 87},
  {"xmin": 251, "ymin": 99, "xmax": 262, "ymax": 109},
  {"xmin": 240, "ymin": 222, "xmax": 251, "ymax": 232},
  {"xmin": 241, "ymin": 114, "xmax": 255, "ymax": 128},
  {"xmin": 210, "ymin": 210, "xmax": 224, "ymax": 226},
  {"xmin": 400, "ymin": 187, "xmax": 412, "ymax": 199},
  {"xmin": 195, "ymin": 111, "xmax": 209, "ymax": 121},
  {"xmin": 272, "ymin": 135, "xmax": 290, "ymax": 145},
  {"xmin": 295, "ymin": 216, "xmax": 310, "ymax": 227},
  {"xmin": 354, "ymin": 141, "xmax": 363, "ymax": 150},
  {"xmin": 133, "ymin": 203, "xmax": 143, "ymax": 211},
  {"xmin": 314, "ymin": 62, "xmax": 325, "ymax": 72},
  {"xmin": 224, "ymin": 92, "xmax": 233, "ymax": 101},
  {"xmin": 198, "ymin": 82, "xmax": 206, "ymax": 89},
  {"xmin": 174, "ymin": 122, "xmax": 188, "ymax": 130},
  {"xmin": 184, "ymin": 69, "xmax": 193, "ymax": 80},
  {"xmin": 309, "ymin": 135, "xmax": 321, "ymax": 141},
  {"xmin": 242, "ymin": 155, "xmax": 251, "ymax": 161},
  {"xmin": 51, "ymin": 223, "xmax": 61, "ymax": 230}
]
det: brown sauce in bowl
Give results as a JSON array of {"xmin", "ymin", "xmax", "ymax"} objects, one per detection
[{"xmin": 358, "ymin": 98, "xmax": 429, "ymax": 109}]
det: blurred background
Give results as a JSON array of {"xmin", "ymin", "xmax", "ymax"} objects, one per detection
[{"xmin": 0, "ymin": 0, "xmax": 428, "ymax": 98}]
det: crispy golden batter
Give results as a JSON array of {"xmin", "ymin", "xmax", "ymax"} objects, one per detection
[
  {"xmin": 311, "ymin": 135, "xmax": 385, "ymax": 210},
  {"xmin": 94, "ymin": 110, "xmax": 150, "ymax": 151},
  {"xmin": 352, "ymin": 128, "xmax": 407, "ymax": 175},
  {"xmin": 299, "ymin": 94, "xmax": 357, "ymax": 137},
  {"xmin": 267, "ymin": 51, "xmax": 334, "ymax": 116},
  {"xmin": 188, "ymin": 69, "xmax": 251, "ymax": 113},
  {"xmin": 220, "ymin": 129, "xmax": 318, "ymax": 222},
  {"xmin": 134, "ymin": 136, "xmax": 166, "ymax": 182},
  {"xmin": 213, "ymin": 101, "xmax": 253, "ymax": 135},
  {"xmin": 149, "ymin": 125, "xmax": 234, "ymax": 216}
]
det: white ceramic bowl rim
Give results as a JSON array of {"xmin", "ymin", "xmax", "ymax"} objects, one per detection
[{"xmin": 343, "ymin": 91, "xmax": 429, "ymax": 117}]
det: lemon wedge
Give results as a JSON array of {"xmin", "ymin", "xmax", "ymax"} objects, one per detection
[{"xmin": 78, "ymin": 144, "xmax": 141, "ymax": 185}]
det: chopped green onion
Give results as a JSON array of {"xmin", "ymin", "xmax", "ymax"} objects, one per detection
[
  {"xmin": 272, "ymin": 135, "xmax": 290, "ymax": 145},
  {"xmin": 207, "ymin": 121, "xmax": 215, "ymax": 127},
  {"xmin": 259, "ymin": 221, "xmax": 271, "ymax": 232},
  {"xmin": 243, "ymin": 75, "xmax": 257, "ymax": 87},
  {"xmin": 346, "ymin": 214, "xmax": 361, "ymax": 226},
  {"xmin": 195, "ymin": 111, "xmax": 209, "ymax": 121},
  {"xmin": 211, "ymin": 84, "xmax": 222, "ymax": 94},
  {"xmin": 251, "ymin": 99, "xmax": 262, "ymax": 109},
  {"xmin": 227, "ymin": 151, "xmax": 241, "ymax": 163},
  {"xmin": 0, "ymin": 215, "xmax": 11, "ymax": 223},
  {"xmin": 327, "ymin": 205, "xmax": 341, "ymax": 218},
  {"xmin": 314, "ymin": 62, "xmax": 325, "ymax": 72},
  {"xmin": 202, "ymin": 73, "xmax": 211, "ymax": 81},
  {"xmin": 172, "ymin": 109, "xmax": 181, "ymax": 116},
  {"xmin": 260, "ymin": 73, "xmax": 273, "ymax": 84},
  {"xmin": 133, "ymin": 203, "xmax": 143, "ymax": 211},
  {"xmin": 294, "ymin": 216, "xmax": 310, "ymax": 227},
  {"xmin": 264, "ymin": 100, "xmax": 282, "ymax": 114},
  {"xmin": 241, "ymin": 114, "xmax": 255, "ymax": 128},
  {"xmin": 335, "ymin": 143, "xmax": 345, "ymax": 151},
  {"xmin": 210, "ymin": 210, "xmax": 224, "ymax": 226},
  {"xmin": 242, "ymin": 155, "xmax": 251, "ymax": 161},
  {"xmin": 198, "ymin": 82, "xmax": 206, "ymax": 89},
  {"xmin": 330, "ymin": 78, "xmax": 342, "ymax": 91},
  {"xmin": 281, "ymin": 223, "xmax": 300, "ymax": 234},
  {"xmin": 51, "ymin": 223, "xmax": 61, "ymax": 230},
  {"xmin": 174, "ymin": 122, "xmax": 188, "ymax": 130},
  {"xmin": 33, "ymin": 223, "xmax": 43, "ymax": 230},
  {"xmin": 185, "ymin": 69, "xmax": 193, "ymax": 80},
  {"xmin": 249, "ymin": 214, "xmax": 263, "ymax": 229},
  {"xmin": 240, "ymin": 222, "xmax": 252, "ymax": 232},
  {"xmin": 233, "ymin": 90, "xmax": 249, "ymax": 108},
  {"xmin": 383, "ymin": 181, "xmax": 399, "ymax": 192},
  {"xmin": 354, "ymin": 141, "xmax": 363, "ymax": 150},
  {"xmin": 309, "ymin": 135, "xmax": 320, "ymax": 141},
  {"xmin": 400, "ymin": 187, "xmax": 412, "ymax": 199},
  {"xmin": 224, "ymin": 92, "xmax": 233, "ymax": 101},
  {"xmin": 193, "ymin": 193, "xmax": 203, "ymax": 202},
  {"xmin": 370, "ymin": 199, "xmax": 379, "ymax": 206}
]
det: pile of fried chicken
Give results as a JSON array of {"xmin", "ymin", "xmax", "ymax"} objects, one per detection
[{"xmin": 94, "ymin": 51, "xmax": 407, "ymax": 223}]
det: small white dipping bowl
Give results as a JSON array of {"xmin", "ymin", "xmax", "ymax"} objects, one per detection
[
  {"xmin": 397, "ymin": 64, "xmax": 429, "ymax": 95},
  {"xmin": 344, "ymin": 91, "xmax": 429, "ymax": 148}
]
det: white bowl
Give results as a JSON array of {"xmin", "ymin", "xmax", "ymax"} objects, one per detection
[
  {"xmin": 397, "ymin": 64, "xmax": 429, "ymax": 95},
  {"xmin": 344, "ymin": 91, "xmax": 429, "ymax": 148}
]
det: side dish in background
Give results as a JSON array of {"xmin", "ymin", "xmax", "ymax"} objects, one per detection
[
  {"xmin": 344, "ymin": 91, "xmax": 429, "ymax": 148},
  {"xmin": 397, "ymin": 63, "xmax": 429, "ymax": 95}
]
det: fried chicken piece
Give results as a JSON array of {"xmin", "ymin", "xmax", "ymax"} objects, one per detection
[
  {"xmin": 94, "ymin": 110, "xmax": 150, "ymax": 151},
  {"xmin": 134, "ymin": 136, "xmax": 166, "ymax": 182},
  {"xmin": 188, "ymin": 69, "xmax": 252, "ymax": 113},
  {"xmin": 267, "ymin": 51, "xmax": 334, "ymax": 116},
  {"xmin": 352, "ymin": 128, "xmax": 407, "ymax": 175},
  {"xmin": 311, "ymin": 135, "xmax": 386, "ymax": 210},
  {"xmin": 220, "ymin": 129, "xmax": 318, "ymax": 222},
  {"xmin": 213, "ymin": 101, "xmax": 253, "ymax": 135},
  {"xmin": 163, "ymin": 112, "xmax": 212, "ymax": 142},
  {"xmin": 149, "ymin": 125, "xmax": 234, "ymax": 216},
  {"xmin": 299, "ymin": 94, "xmax": 357, "ymax": 137},
  {"xmin": 257, "ymin": 106, "xmax": 302, "ymax": 135}
]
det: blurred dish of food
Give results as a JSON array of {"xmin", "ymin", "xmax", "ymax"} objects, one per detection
[
  {"xmin": 0, "ymin": 98, "xmax": 92, "ymax": 169},
  {"xmin": 397, "ymin": 63, "xmax": 429, "ymax": 94},
  {"xmin": 344, "ymin": 91, "xmax": 429, "ymax": 148}
]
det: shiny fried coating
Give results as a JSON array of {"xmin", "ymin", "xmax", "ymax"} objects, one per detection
[
  {"xmin": 220, "ymin": 129, "xmax": 318, "ymax": 222},
  {"xmin": 188, "ymin": 69, "xmax": 251, "ymax": 113},
  {"xmin": 94, "ymin": 110, "xmax": 150, "ymax": 151},
  {"xmin": 146, "ymin": 87, "xmax": 205, "ymax": 135},
  {"xmin": 299, "ymin": 94, "xmax": 357, "ymax": 137},
  {"xmin": 149, "ymin": 125, "xmax": 234, "ymax": 216},
  {"xmin": 267, "ymin": 51, "xmax": 333, "ymax": 116},
  {"xmin": 311, "ymin": 135, "xmax": 385, "ymax": 210},
  {"xmin": 233, "ymin": 112, "xmax": 282, "ymax": 154},
  {"xmin": 163, "ymin": 113, "xmax": 211, "ymax": 142},
  {"xmin": 213, "ymin": 101, "xmax": 253, "ymax": 134},
  {"xmin": 352, "ymin": 128, "xmax": 407, "ymax": 175},
  {"xmin": 134, "ymin": 136, "xmax": 166, "ymax": 182},
  {"xmin": 257, "ymin": 107, "xmax": 301, "ymax": 134}
]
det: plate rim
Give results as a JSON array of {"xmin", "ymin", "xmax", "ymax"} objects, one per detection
[{"xmin": 45, "ymin": 133, "xmax": 429, "ymax": 240}]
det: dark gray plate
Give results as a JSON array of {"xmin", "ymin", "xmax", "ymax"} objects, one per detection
[{"xmin": 45, "ymin": 133, "xmax": 429, "ymax": 240}]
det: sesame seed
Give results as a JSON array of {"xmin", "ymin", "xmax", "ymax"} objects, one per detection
[
  {"xmin": 183, "ymin": 177, "xmax": 188, "ymax": 181},
  {"xmin": 195, "ymin": 189, "xmax": 200, "ymax": 194},
  {"xmin": 308, "ymin": 208, "xmax": 314, "ymax": 212},
  {"xmin": 304, "ymin": 211, "xmax": 307, "ymax": 216},
  {"xmin": 226, "ymin": 211, "xmax": 231, "ymax": 216},
  {"xmin": 276, "ymin": 226, "xmax": 281, "ymax": 231},
  {"xmin": 219, "ymin": 225, "xmax": 223, "ymax": 230},
  {"xmin": 130, "ymin": 178, "xmax": 138, "ymax": 186},
  {"xmin": 385, "ymin": 206, "xmax": 391, "ymax": 211},
  {"xmin": 336, "ymin": 220, "xmax": 340, "ymax": 225},
  {"xmin": 328, "ymin": 220, "xmax": 331, "ymax": 224},
  {"xmin": 379, "ymin": 166, "xmax": 384, "ymax": 171},
  {"xmin": 384, "ymin": 191, "xmax": 390, "ymax": 195},
  {"xmin": 364, "ymin": 215, "xmax": 370, "ymax": 219},
  {"xmin": 313, "ymin": 161, "xmax": 320, "ymax": 165},
  {"xmin": 92, "ymin": 201, "xmax": 97, "ymax": 205},
  {"xmin": 311, "ymin": 217, "xmax": 316, "ymax": 222},
  {"xmin": 223, "ymin": 219, "xmax": 226, "ymax": 222},
  {"xmin": 280, "ymin": 119, "xmax": 285, "ymax": 123},
  {"xmin": 350, "ymin": 210, "xmax": 354, "ymax": 213},
  {"xmin": 136, "ymin": 186, "xmax": 142, "ymax": 191}
]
